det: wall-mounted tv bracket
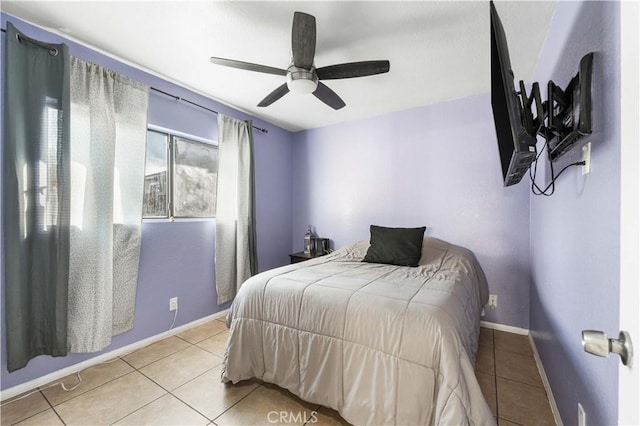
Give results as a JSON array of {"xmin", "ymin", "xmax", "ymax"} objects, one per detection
[
  {"xmin": 516, "ymin": 52, "xmax": 594, "ymax": 161},
  {"xmin": 518, "ymin": 80, "xmax": 546, "ymax": 138},
  {"xmin": 547, "ymin": 52, "xmax": 593, "ymax": 160}
]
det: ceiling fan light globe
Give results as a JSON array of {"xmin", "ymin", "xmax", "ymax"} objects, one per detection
[
  {"xmin": 286, "ymin": 65, "xmax": 318, "ymax": 94},
  {"xmin": 287, "ymin": 78, "xmax": 317, "ymax": 94}
]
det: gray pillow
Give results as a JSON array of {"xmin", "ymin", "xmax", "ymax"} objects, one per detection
[{"xmin": 362, "ymin": 225, "xmax": 426, "ymax": 267}]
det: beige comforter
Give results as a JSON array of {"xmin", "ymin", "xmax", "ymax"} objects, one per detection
[{"xmin": 222, "ymin": 237, "xmax": 495, "ymax": 425}]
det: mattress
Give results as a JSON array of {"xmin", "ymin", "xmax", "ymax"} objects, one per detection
[{"xmin": 222, "ymin": 237, "xmax": 494, "ymax": 425}]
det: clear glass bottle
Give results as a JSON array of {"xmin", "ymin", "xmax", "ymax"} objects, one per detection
[{"xmin": 304, "ymin": 225, "xmax": 316, "ymax": 254}]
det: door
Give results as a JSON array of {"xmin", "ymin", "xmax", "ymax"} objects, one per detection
[{"xmin": 618, "ymin": 1, "xmax": 640, "ymax": 424}]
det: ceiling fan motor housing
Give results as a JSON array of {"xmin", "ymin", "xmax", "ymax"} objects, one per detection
[{"xmin": 287, "ymin": 65, "xmax": 318, "ymax": 94}]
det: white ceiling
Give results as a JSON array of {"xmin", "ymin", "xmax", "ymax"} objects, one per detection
[{"xmin": 1, "ymin": 1, "xmax": 557, "ymax": 132}]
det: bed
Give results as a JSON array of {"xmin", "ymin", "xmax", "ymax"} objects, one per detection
[{"xmin": 221, "ymin": 236, "xmax": 495, "ymax": 425}]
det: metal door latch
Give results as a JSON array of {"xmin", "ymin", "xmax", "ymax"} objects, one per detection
[{"xmin": 582, "ymin": 330, "xmax": 633, "ymax": 366}]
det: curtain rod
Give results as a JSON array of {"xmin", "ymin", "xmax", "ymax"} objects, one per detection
[
  {"xmin": 150, "ymin": 87, "xmax": 268, "ymax": 134},
  {"xmin": 1, "ymin": 27, "xmax": 269, "ymax": 135},
  {"xmin": 1, "ymin": 27, "xmax": 59, "ymax": 56}
]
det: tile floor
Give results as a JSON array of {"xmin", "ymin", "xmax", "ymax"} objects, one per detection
[
  {"xmin": 1, "ymin": 321, "xmax": 555, "ymax": 426},
  {"xmin": 476, "ymin": 327, "xmax": 556, "ymax": 426}
]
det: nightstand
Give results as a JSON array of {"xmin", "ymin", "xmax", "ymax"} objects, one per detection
[{"xmin": 289, "ymin": 251, "xmax": 325, "ymax": 264}]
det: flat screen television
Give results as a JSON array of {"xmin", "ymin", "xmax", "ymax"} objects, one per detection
[{"xmin": 489, "ymin": 1, "xmax": 537, "ymax": 187}]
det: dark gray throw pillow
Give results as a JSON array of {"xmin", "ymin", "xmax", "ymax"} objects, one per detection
[{"xmin": 362, "ymin": 225, "xmax": 426, "ymax": 267}]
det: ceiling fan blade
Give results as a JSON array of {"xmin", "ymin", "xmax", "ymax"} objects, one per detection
[
  {"xmin": 313, "ymin": 82, "xmax": 345, "ymax": 110},
  {"xmin": 210, "ymin": 57, "xmax": 287, "ymax": 76},
  {"xmin": 258, "ymin": 83, "xmax": 290, "ymax": 107},
  {"xmin": 292, "ymin": 12, "xmax": 316, "ymax": 69},
  {"xmin": 316, "ymin": 60, "xmax": 390, "ymax": 80}
]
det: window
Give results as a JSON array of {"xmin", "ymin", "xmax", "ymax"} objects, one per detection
[
  {"xmin": 143, "ymin": 131, "xmax": 169, "ymax": 218},
  {"xmin": 143, "ymin": 129, "xmax": 218, "ymax": 219},
  {"xmin": 27, "ymin": 96, "xmax": 64, "ymax": 237}
]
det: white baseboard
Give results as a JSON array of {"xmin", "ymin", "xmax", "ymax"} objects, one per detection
[
  {"xmin": 480, "ymin": 320, "xmax": 529, "ymax": 336},
  {"xmin": 529, "ymin": 334, "xmax": 563, "ymax": 426},
  {"xmin": 0, "ymin": 309, "xmax": 229, "ymax": 402}
]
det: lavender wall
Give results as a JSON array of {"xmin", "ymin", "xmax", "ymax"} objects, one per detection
[
  {"xmin": 529, "ymin": 2, "xmax": 621, "ymax": 425},
  {"xmin": 2, "ymin": 6, "xmax": 623, "ymax": 423},
  {"xmin": 292, "ymin": 94, "xmax": 532, "ymax": 328},
  {"xmin": 0, "ymin": 14, "xmax": 294, "ymax": 390}
]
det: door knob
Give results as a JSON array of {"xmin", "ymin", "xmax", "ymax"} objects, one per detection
[{"xmin": 582, "ymin": 330, "xmax": 633, "ymax": 367}]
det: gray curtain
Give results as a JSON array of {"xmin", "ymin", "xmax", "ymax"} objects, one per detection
[
  {"xmin": 215, "ymin": 114, "xmax": 257, "ymax": 304},
  {"xmin": 2, "ymin": 22, "xmax": 71, "ymax": 372},
  {"xmin": 67, "ymin": 57, "xmax": 149, "ymax": 352}
]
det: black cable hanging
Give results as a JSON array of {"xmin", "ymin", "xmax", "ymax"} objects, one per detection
[{"xmin": 529, "ymin": 129, "xmax": 585, "ymax": 196}]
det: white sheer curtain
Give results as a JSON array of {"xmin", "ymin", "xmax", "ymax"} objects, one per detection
[
  {"xmin": 215, "ymin": 114, "xmax": 258, "ymax": 304},
  {"xmin": 67, "ymin": 57, "xmax": 149, "ymax": 352}
]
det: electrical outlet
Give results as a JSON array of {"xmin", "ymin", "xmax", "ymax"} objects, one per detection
[
  {"xmin": 578, "ymin": 402, "xmax": 586, "ymax": 426},
  {"xmin": 488, "ymin": 294, "xmax": 498, "ymax": 310},
  {"xmin": 582, "ymin": 142, "xmax": 591, "ymax": 175},
  {"xmin": 169, "ymin": 297, "xmax": 178, "ymax": 311}
]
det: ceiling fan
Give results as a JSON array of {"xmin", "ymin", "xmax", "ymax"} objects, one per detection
[{"xmin": 210, "ymin": 11, "xmax": 390, "ymax": 110}]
